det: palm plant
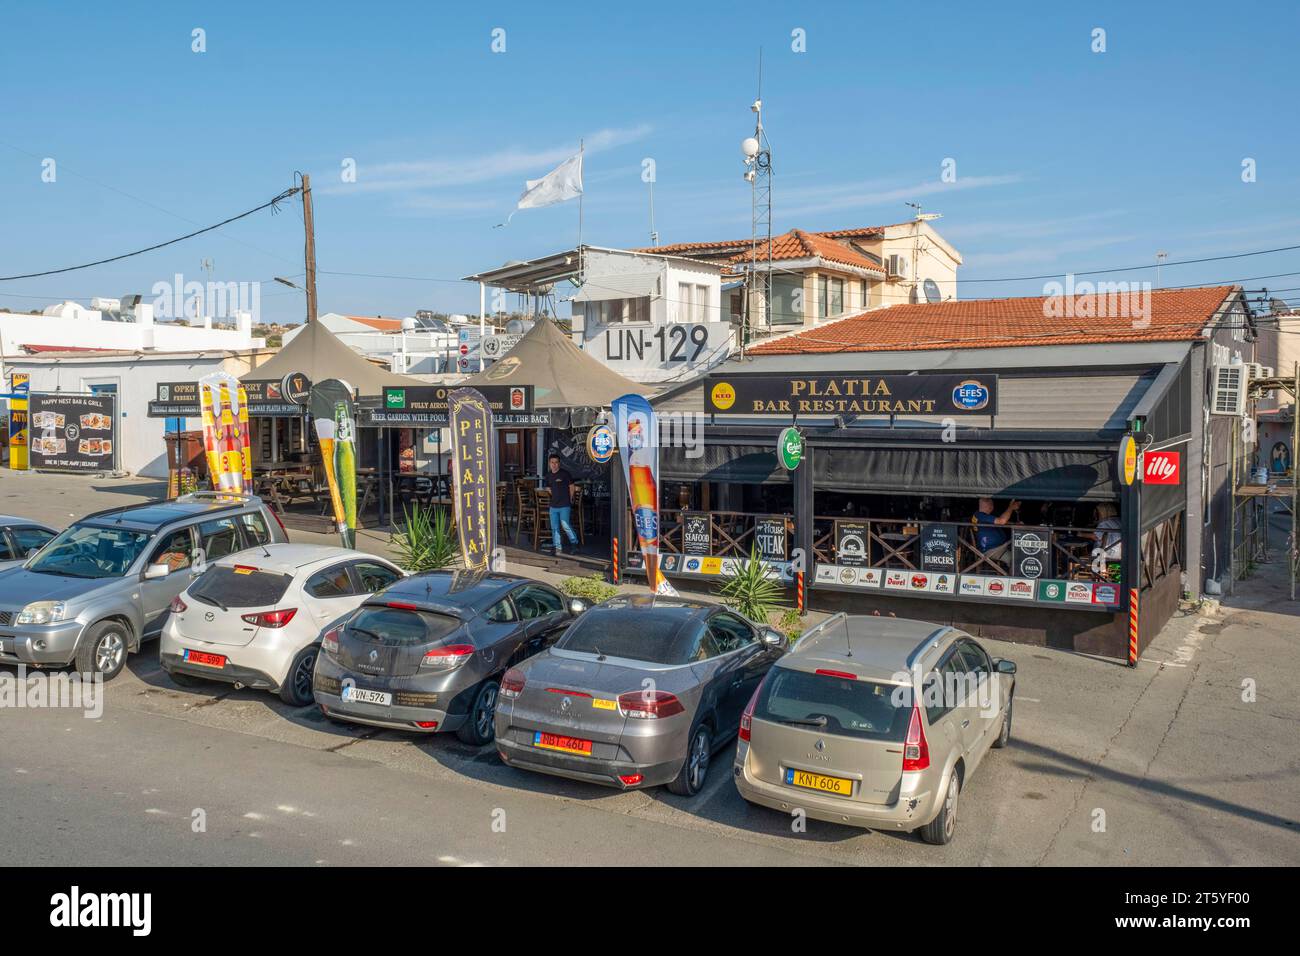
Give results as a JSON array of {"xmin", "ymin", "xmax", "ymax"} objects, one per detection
[
  {"xmin": 719, "ymin": 543, "xmax": 782, "ymax": 623},
  {"xmin": 391, "ymin": 504, "xmax": 458, "ymax": 572}
]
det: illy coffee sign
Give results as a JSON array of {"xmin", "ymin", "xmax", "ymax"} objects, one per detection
[{"xmin": 1143, "ymin": 450, "xmax": 1181, "ymax": 485}]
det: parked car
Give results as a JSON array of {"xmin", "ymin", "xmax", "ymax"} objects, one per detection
[
  {"xmin": 0, "ymin": 492, "xmax": 288, "ymax": 679},
  {"xmin": 160, "ymin": 544, "xmax": 405, "ymax": 705},
  {"xmin": 0, "ymin": 515, "xmax": 58, "ymax": 569},
  {"xmin": 495, "ymin": 596, "xmax": 787, "ymax": 796},
  {"xmin": 733, "ymin": 613, "xmax": 1015, "ymax": 845},
  {"xmin": 313, "ymin": 571, "xmax": 579, "ymax": 744}
]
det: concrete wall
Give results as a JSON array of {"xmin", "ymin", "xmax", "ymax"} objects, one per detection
[{"xmin": 0, "ymin": 305, "xmax": 262, "ymax": 355}]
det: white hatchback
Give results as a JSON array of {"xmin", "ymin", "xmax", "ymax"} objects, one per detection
[{"xmin": 160, "ymin": 544, "xmax": 405, "ymax": 705}]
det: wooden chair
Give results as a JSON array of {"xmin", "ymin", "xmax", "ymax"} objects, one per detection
[
  {"xmin": 496, "ymin": 482, "xmax": 513, "ymax": 538},
  {"xmin": 515, "ymin": 482, "xmax": 537, "ymax": 546},
  {"xmin": 534, "ymin": 487, "xmax": 553, "ymax": 549},
  {"xmin": 570, "ymin": 485, "xmax": 586, "ymax": 545}
]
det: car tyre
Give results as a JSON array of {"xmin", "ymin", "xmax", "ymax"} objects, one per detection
[
  {"xmin": 74, "ymin": 621, "xmax": 129, "ymax": 681},
  {"xmin": 279, "ymin": 645, "xmax": 319, "ymax": 707},
  {"xmin": 667, "ymin": 723, "xmax": 712, "ymax": 797},
  {"xmin": 992, "ymin": 697, "xmax": 1012, "ymax": 749},
  {"xmin": 920, "ymin": 769, "xmax": 960, "ymax": 845},
  {"xmin": 456, "ymin": 678, "xmax": 499, "ymax": 746}
]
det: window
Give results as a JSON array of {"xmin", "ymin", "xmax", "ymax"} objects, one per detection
[
  {"xmin": 829, "ymin": 277, "xmax": 844, "ymax": 317},
  {"xmin": 239, "ymin": 512, "xmax": 271, "ymax": 546},
  {"xmin": 0, "ymin": 536, "xmax": 15, "ymax": 561},
  {"xmin": 557, "ymin": 607, "xmax": 697, "ymax": 664},
  {"xmin": 197, "ymin": 518, "xmax": 241, "ymax": 561},
  {"xmin": 956, "ymin": 640, "xmax": 991, "ymax": 677},
  {"xmin": 10, "ymin": 527, "xmax": 54, "ymax": 557},
  {"xmin": 513, "ymin": 585, "xmax": 563, "ymax": 620},
  {"xmin": 686, "ymin": 623, "xmax": 721, "ymax": 662},
  {"xmin": 305, "ymin": 564, "xmax": 352, "ymax": 598},
  {"xmin": 348, "ymin": 606, "xmax": 459, "ymax": 646},
  {"xmin": 924, "ymin": 649, "xmax": 966, "ymax": 725},
  {"xmin": 484, "ymin": 598, "xmax": 517, "ymax": 623},
  {"xmin": 755, "ymin": 668, "xmax": 911, "ymax": 742},
  {"xmin": 149, "ymin": 528, "xmax": 194, "ymax": 573},
  {"xmin": 28, "ymin": 524, "xmax": 151, "ymax": 579},
  {"xmin": 817, "ymin": 276, "xmax": 844, "ymax": 318},
  {"xmin": 191, "ymin": 566, "xmax": 293, "ymax": 609},
  {"xmin": 695, "ymin": 284, "xmax": 709, "ymax": 322},
  {"xmin": 677, "ymin": 282, "xmax": 694, "ymax": 324},
  {"xmin": 353, "ymin": 561, "xmax": 400, "ymax": 594},
  {"xmin": 707, "ymin": 613, "xmax": 755, "ymax": 654}
]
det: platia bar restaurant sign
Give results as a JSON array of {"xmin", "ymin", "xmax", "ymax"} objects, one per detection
[
  {"xmin": 1143, "ymin": 450, "xmax": 1181, "ymax": 485},
  {"xmin": 448, "ymin": 388, "xmax": 496, "ymax": 571},
  {"xmin": 777, "ymin": 426, "xmax": 804, "ymax": 470},
  {"xmin": 705, "ymin": 373, "xmax": 997, "ymax": 416}
]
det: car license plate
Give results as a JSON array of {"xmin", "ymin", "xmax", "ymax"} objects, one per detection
[
  {"xmin": 342, "ymin": 686, "xmax": 392, "ymax": 706},
  {"xmin": 533, "ymin": 731, "xmax": 593, "ymax": 756},
  {"xmin": 182, "ymin": 649, "xmax": 226, "ymax": 669},
  {"xmin": 785, "ymin": 768, "xmax": 853, "ymax": 796}
]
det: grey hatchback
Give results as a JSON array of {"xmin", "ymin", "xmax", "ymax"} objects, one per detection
[
  {"xmin": 0, "ymin": 492, "xmax": 287, "ymax": 679},
  {"xmin": 312, "ymin": 570, "xmax": 580, "ymax": 745}
]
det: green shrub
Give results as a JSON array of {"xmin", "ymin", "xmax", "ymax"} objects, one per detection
[
  {"xmin": 720, "ymin": 544, "xmax": 782, "ymax": 623},
  {"xmin": 391, "ymin": 504, "xmax": 458, "ymax": 573},
  {"xmin": 776, "ymin": 608, "xmax": 803, "ymax": 641},
  {"xmin": 560, "ymin": 574, "xmax": 618, "ymax": 604}
]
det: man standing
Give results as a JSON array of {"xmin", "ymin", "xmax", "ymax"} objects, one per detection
[{"xmin": 544, "ymin": 454, "xmax": 579, "ymax": 555}]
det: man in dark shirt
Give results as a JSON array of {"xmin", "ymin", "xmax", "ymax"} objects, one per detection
[
  {"xmin": 544, "ymin": 454, "xmax": 579, "ymax": 554},
  {"xmin": 972, "ymin": 496, "xmax": 1019, "ymax": 552}
]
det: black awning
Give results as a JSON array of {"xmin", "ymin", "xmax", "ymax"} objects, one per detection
[{"xmin": 661, "ymin": 443, "xmax": 789, "ymax": 484}]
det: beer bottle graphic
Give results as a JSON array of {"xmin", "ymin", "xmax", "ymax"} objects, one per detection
[{"xmin": 334, "ymin": 402, "xmax": 357, "ymax": 547}]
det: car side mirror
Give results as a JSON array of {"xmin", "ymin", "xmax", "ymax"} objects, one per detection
[
  {"xmin": 995, "ymin": 658, "xmax": 1017, "ymax": 675},
  {"xmin": 144, "ymin": 563, "xmax": 170, "ymax": 580},
  {"xmin": 568, "ymin": 597, "xmax": 592, "ymax": 617},
  {"xmin": 761, "ymin": 627, "xmax": 787, "ymax": 650}
]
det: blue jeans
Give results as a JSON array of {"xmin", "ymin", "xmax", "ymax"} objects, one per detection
[{"xmin": 550, "ymin": 506, "xmax": 578, "ymax": 552}]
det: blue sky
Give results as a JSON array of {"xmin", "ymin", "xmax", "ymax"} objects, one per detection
[{"xmin": 2, "ymin": 0, "xmax": 1297, "ymax": 323}]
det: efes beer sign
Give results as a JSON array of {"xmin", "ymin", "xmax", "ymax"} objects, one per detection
[{"xmin": 704, "ymin": 373, "xmax": 997, "ymax": 416}]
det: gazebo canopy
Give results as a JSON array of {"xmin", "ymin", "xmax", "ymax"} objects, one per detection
[
  {"xmin": 250, "ymin": 320, "xmax": 412, "ymax": 395},
  {"xmin": 463, "ymin": 318, "xmax": 646, "ymax": 418}
]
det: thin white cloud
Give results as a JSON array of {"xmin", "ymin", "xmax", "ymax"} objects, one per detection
[
  {"xmin": 964, "ymin": 233, "xmax": 1142, "ymax": 269},
  {"xmin": 780, "ymin": 174, "xmax": 1023, "ymax": 218}
]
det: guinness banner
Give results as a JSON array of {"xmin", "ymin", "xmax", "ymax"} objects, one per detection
[
  {"xmin": 705, "ymin": 373, "xmax": 998, "ymax": 417},
  {"xmin": 449, "ymin": 388, "xmax": 496, "ymax": 571}
]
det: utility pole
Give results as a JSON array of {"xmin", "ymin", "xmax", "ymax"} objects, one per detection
[{"xmin": 302, "ymin": 173, "xmax": 318, "ymax": 324}]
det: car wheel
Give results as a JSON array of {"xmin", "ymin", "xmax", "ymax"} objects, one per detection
[
  {"xmin": 74, "ymin": 621, "xmax": 129, "ymax": 680},
  {"xmin": 456, "ymin": 679, "xmax": 499, "ymax": 746},
  {"xmin": 667, "ymin": 724, "xmax": 712, "ymax": 797},
  {"xmin": 920, "ymin": 769, "xmax": 960, "ymax": 845},
  {"xmin": 992, "ymin": 698, "xmax": 1013, "ymax": 749},
  {"xmin": 279, "ymin": 645, "xmax": 319, "ymax": 707}
]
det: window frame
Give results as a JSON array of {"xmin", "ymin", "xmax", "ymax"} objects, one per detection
[
  {"xmin": 349, "ymin": 559, "xmax": 402, "ymax": 595},
  {"xmin": 304, "ymin": 561, "xmax": 357, "ymax": 599},
  {"xmin": 146, "ymin": 525, "xmax": 197, "ymax": 575}
]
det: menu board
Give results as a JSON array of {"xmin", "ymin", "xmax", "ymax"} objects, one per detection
[
  {"xmin": 1012, "ymin": 527, "xmax": 1053, "ymax": 580},
  {"xmin": 753, "ymin": 516, "xmax": 788, "ymax": 562},
  {"xmin": 28, "ymin": 392, "xmax": 116, "ymax": 472},
  {"xmin": 835, "ymin": 520, "xmax": 869, "ymax": 566},
  {"xmin": 682, "ymin": 512, "xmax": 712, "ymax": 556},
  {"xmin": 919, "ymin": 523, "xmax": 960, "ymax": 574}
]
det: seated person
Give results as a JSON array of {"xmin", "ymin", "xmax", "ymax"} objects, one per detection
[
  {"xmin": 972, "ymin": 497, "xmax": 1019, "ymax": 552},
  {"xmin": 1087, "ymin": 503, "xmax": 1123, "ymax": 561}
]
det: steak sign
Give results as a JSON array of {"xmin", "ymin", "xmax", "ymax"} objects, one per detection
[{"xmin": 1143, "ymin": 451, "xmax": 1181, "ymax": 485}]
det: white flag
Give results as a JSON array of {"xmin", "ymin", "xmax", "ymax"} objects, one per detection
[{"xmin": 517, "ymin": 153, "xmax": 583, "ymax": 210}]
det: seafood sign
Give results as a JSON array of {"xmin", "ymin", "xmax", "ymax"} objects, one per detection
[
  {"xmin": 198, "ymin": 373, "xmax": 253, "ymax": 493},
  {"xmin": 310, "ymin": 379, "xmax": 357, "ymax": 548},
  {"xmin": 612, "ymin": 393, "xmax": 676, "ymax": 596},
  {"xmin": 448, "ymin": 388, "xmax": 496, "ymax": 571}
]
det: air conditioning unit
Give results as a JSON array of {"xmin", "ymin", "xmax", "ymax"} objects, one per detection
[
  {"xmin": 1246, "ymin": 363, "xmax": 1274, "ymax": 381},
  {"xmin": 1211, "ymin": 364, "xmax": 1247, "ymax": 417},
  {"xmin": 887, "ymin": 254, "xmax": 910, "ymax": 279}
]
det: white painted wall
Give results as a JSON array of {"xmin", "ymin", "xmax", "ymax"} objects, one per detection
[{"xmin": 0, "ymin": 305, "xmax": 262, "ymax": 355}]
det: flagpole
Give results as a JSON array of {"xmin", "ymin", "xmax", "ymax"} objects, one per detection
[{"xmin": 577, "ymin": 139, "xmax": 584, "ymax": 256}]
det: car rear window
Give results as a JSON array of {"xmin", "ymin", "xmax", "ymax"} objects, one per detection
[
  {"xmin": 556, "ymin": 607, "xmax": 695, "ymax": 665},
  {"xmin": 190, "ymin": 565, "xmax": 294, "ymax": 609},
  {"xmin": 349, "ymin": 605, "xmax": 461, "ymax": 646},
  {"xmin": 755, "ymin": 668, "xmax": 912, "ymax": 742}
]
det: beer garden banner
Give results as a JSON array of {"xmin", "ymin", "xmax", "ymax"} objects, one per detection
[
  {"xmin": 310, "ymin": 379, "xmax": 358, "ymax": 548},
  {"xmin": 448, "ymin": 388, "xmax": 495, "ymax": 571},
  {"xmin": 612, "ymin": 392, "xmax": 676, "ymax": 596},
  {"xmin": 198, "ymin": 373, "xmax": 252, "ymax": 493}
]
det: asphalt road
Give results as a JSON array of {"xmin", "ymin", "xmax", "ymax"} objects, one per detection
[{"xmin": 1, "ymin": 471, "xmax": 1297, "ymax": 866}]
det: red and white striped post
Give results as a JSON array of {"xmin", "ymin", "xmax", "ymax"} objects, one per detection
[
  {"xmin": 611, "ymin": 536, "xmax": 620, "ymax": 585},
  {"xmin": 1127, "ymin": 588, "xmax": 1139, "ymax": 666},
  {"xmin": 796, "ymin": 570, "xmax": 806, "ymax": 616}
]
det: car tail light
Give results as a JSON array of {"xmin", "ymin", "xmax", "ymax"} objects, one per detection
[
  {"xmin": 169, "ymin": 595, "xmax": 188, "ymax": 614},
  {"xmin": 241, "ymin": 608, "xmax": 297, "ymax": 628},
  {"xmin": 268, "ymin": 508, "xmax": 288, "ymax": 540},
  {"xmin": 387, "ymin": 601, "xmax": 419, "ymax": 611},
  {"xmin": 618, "ymin": 774, "xmax": 643, "ymax": 787},
  {"xmin": 815, "ymin": 668, "xmax": 857, "ymax": 680},
  {"xmin": 617, "ymin": 690, "xmax": 685, "ymax": 719},
  {"xmin": 902, "ymin": 705, "xmax": 930, "ymax": 772},
  {"xmin": 500, "ymin": 667, "xmax": 526, "ymax": 699},
  {"xmin": 415, "ymin": 721, "xmax": 438, "ymax": 729},
  {"xmin": 738, "ymin": 675, "xmax": 769, "ymax": 742},
  {"xmin": 321, "ymin": 626, "xmax": 341, "ymax": 657},
  {"xmin": 420, "ymin": 643, "xmax": 474, "ymax": 670}
]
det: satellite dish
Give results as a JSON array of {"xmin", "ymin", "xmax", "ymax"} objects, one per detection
[{"xmin": 922, "ymin": 278, "xmax": 942, "ymax": 304}]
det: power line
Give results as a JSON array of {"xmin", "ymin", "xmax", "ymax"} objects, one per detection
[{"xmin": 0, "ymin": 188, "xmax": 301, "ymax": 282}]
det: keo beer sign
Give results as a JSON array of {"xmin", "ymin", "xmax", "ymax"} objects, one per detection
[{"xmin": 1144, "ymin": 450, "xmax": 1181, "ymax": 485}]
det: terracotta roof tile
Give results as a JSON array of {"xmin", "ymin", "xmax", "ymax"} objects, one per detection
[
  {"xmin": 748, "ymin": 286, "xmax": 1239, "ymax": 355},
  {"xmin": 727, "ymin": 229, "xmax": 886, "ymax": 274}
]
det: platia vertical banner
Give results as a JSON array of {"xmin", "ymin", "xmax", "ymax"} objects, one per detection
[
  {"xmin": 449, "ymin": 387, "xmax": 495, "ymax": 571},
  {"xmin": 612, "ymin": 393, "xmax": 676, "ymax": 596},
  {"xmin": 310, "ymin": 378, "xmax": 357, "ymax": 548},
  {"xmin": 198, "ymin": 371, "xmax": 252, "ymax": 494}
]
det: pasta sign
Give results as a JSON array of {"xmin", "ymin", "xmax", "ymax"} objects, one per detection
[{"xmin": 449, "ymin": 388, "xmax": 496, "ymax": 571}]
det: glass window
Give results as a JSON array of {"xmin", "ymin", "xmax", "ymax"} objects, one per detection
[
  {"xmin": 829, "ymin": 278, "xmax": 844, "ymax": 316},
  {"xmin": 191, "ymin": 565, "xmax": 294, "ymax": 609},
  {"xmin": 353, "ymin": 561, "xmax": 401, "ymax": 594},
  {"xmin": 10, "ymin": 527, "xmax": 54, "ymax": 557},
  {"xmin": 239, "ymin": 512, "xmax": 271, "ymax": 546},
  {"xmin": 687, "ymin": 623, "xmax": 721, "ymax": 662},
  {"xmin": 755, "ymin": 668, "xmax": 911, "ymax": 742},
  {"xmin": 924, "ymin": 649, "xmax": 966, "ymax": 725},
  {"xmin": 0, "ymin": 535, "xmax": 15, "ymax": 561},
  {"xmin": 695, "ymin": 284, "xmax": 709, "ymax": 322},
  {"xmin": 197, "ymin": 517, "xmax": 242, "ymax": 561},
  {"xmin": 678, "ymin": 282, "xmax": 694, "ymax": 323},
  {"xmin": 348, "ymin": 606, "xmax": 460, "ymax": 646},
  {"xmin": 513, "ymin": 585, "xmax": 563, "ymax": 620},
  {"xmin": 707, "ymin": 612, "xmax": 755, "ymax": 655},
  {"xmin": 557, "ymin": 606, "xmax": 696, "ymax": 664},
  {"xmin": 28, "ymin": 524, "xmax": 151, "ymax": 579},
  {"xmin": 484, "ymin": 598, "xmax": 517, "ymax": 623},
  {"xmin": 957, "ymin": 640, "xmax": 991, "ymax": 676},
  {"xmin": 817, "ymin": 275, "xmax": 828, "ymax": 318},
  {"xmin": 305, "ymin": 564, "xmax": 352, "ymax": 598},
  {"xmin": 149, "ymin": 528, "xmax": 194, "ymax": 573}
]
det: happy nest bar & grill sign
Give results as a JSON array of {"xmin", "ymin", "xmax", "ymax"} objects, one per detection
[{"xmin": 705, "ymin": 373, "xmax": 998, "ymax": 417}]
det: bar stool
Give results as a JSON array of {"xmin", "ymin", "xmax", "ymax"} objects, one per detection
[{"xmin": 515, "ymin": 483, "xmax": 537, "ymax": 546}]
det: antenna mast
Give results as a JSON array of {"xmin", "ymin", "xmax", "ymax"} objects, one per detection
[{"xmin": 741, "ymin": 51, "xmax": 772, "ymax": 356}]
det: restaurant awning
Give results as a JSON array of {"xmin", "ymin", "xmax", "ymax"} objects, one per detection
[{"xmin": 249, "ymin": 320, "xmax": 412, "ymax": 395}]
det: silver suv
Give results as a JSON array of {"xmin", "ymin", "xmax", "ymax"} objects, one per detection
[
  {"xmin": 0, "ymin": 492, "xmax": 287, "ymax": 679},
  {"xmin": 733, "ymin": 613, "xmax": 1015, "ymax": 845}
]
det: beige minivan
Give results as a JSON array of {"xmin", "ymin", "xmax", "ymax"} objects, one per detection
[{"xmin": 733, "ymin": 614, "xmax": 1015, "ymax": 844}]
